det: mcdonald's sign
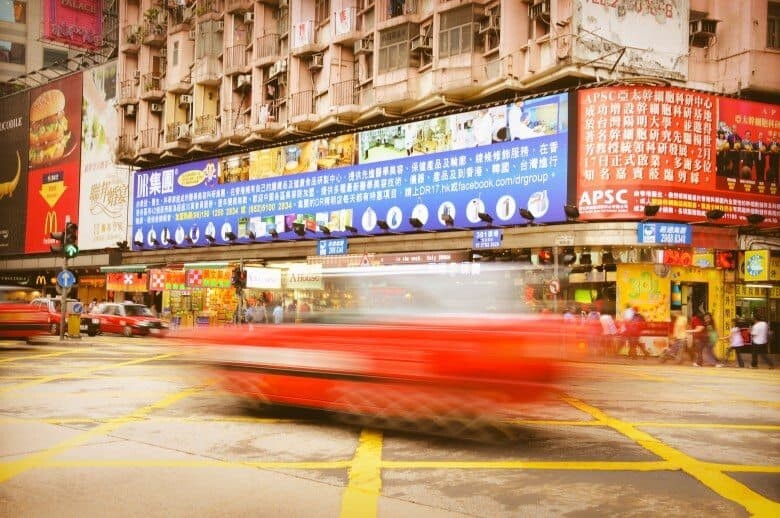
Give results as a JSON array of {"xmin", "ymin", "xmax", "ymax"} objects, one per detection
[
  {"xmin": 44, "ymin": 211, "xmax": 58, "ymax": 241},
  {"xmin": 36, "ymin": 275, "xmax": 46, "ymax": 286}
]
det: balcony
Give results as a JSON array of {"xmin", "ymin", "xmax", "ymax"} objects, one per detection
[
  {"xmin": 194, "ymin": 114, "xmax": 219, "ymax": 140},
  {"xmin": 225, "ymin": 44, "xmax": 249, "ymax": 75},
  {"xmin": 253, "ymin": 34, "xmax": 281, "ymax": 67},
  {"xmin": 138, "ymin": 127, "xmax": 162, "ymax": 155},
  {"xmin": 330, "ymin": 79, "xmax": 362, "ymax": 119},
  {"xmin": 377, "ymin": 0, "xmax": 419, "ymax": 26},
  {"xmin": 165, "ymin": 121, "xmax": 192, "ymax": 147},
  {"xmin": 292, "ymin": 20, "xmax": 327, "ymax": 56},
  {"xmin": 140, "ymin": 73, "xmax": 165, "ymax": 101},
  {"xmin": 332, "ymin": 7, "xmax": 362, "ymax": 46},
  {"xmin": 118, "ymin": 79, "xmax": 139, "ymax": 106},
  {"xmin": 225, "ymin": 0, "xmax": 253, "ymax": 13},
  {"xmin": 116, "ymin": 134, "xmax": 138, "ymax": 162},
  {"xmin": 221, "ymin": 108, "xmax": 251, "ymax": 143},
  {"xmin": 168, "ymin": 4, "xmax": 194, "ymax": 33},
  {"xmin": 246, "ymin": 100, "xmax": 283, "ymax": 142},
  {"xmin": 122, "ymin": 25, "xmax": 143, "ymax": 54},
  {"xmin": 192, "ymin": 56, "xmax": 222, "ymax": 85},
  {"xmin": 289, "ymin": 90, "xmax": 316, "ymax": 127},
  {"xmin": 143, "ymin": 22, "xmax": 167, "ymax": 47},
  {"xmin": 195, "ymin": 0, "xmax": 222, "ymax": 20}
]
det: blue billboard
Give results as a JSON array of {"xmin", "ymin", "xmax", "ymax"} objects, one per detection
[{"xmin": 130, "ymin": 94, "xmax": 569, "ymax": 249}]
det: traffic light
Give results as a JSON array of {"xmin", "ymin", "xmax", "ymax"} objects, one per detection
[
  {"xmin": 560, "ymin": 247, "xmax": 577, "ymax": 266},
  {"xmin": 538, "ymin": 248, "xmax": 554, "ymax": 265},
  {"xmin": 63, "ymin": 222, "xmax": 79, "ymax": 258},
  {"xmin": 50, "ymin": 228, "xmax": 65, "ymax": 255}
]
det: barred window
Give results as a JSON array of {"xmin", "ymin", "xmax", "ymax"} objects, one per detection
[{"xmin": 769, "ymin": 2, "xmax": 780, "ymax": 49}]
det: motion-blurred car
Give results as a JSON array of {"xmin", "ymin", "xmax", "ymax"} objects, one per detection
[
  {"xmin": 85, "ymin": 302, "xmax": 169, "ymax": 337},
  {"xmin": 0, "ymin": 287, "xmax": 50, "ymax": 340},
  {"xmin": 30, "ymin": 297, "xmax": 100, "ymax": 336}
]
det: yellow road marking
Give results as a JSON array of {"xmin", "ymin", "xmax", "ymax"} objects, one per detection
[
  {"xmin": 0, "ymin": 385, "xmax": 201, "ymax": 483},
  {"xmin": 0, "ymin": 353, "xmax": 181, "ymax": 395},
  {"xmin": 564, "ymin": 396, "xmax": 780, "ymax": 517},
  {"xmin": 0, "ymin": 349, "xmax": 79, "ymax": 363},
  {"xmin": 340, "ymin": 429, "xmax": 383, "ymax": 518}
]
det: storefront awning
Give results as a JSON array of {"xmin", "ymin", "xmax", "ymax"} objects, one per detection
[{"xmin": 100, "ymin": 265, "xmax": 148, "ymax": 273}]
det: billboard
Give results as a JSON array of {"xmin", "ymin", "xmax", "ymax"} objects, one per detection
[
  {"xmin": 130, "ymin": 94, "xmax": 570, "ymax": 249},
  {"xmin": 79, "ymin": 61, "xmax": 130, "ymax": 251},
  {"xmin": 572, "ymin": 0, "xmax": 689, "ymax": 80},
  {"xmin": 576, "ymin": 86, "xmax": 780, "ymax": 225},
  {"xmin": 0, "ymin": 91, "xmax": 30, "ymax": 255},
  {"xmin": 42, "ymin": 0, "xmax": 103, "ymax": 51},
  {"xmin": 25, "ymin": 73, "xmax": 83, "ymax": 254}
]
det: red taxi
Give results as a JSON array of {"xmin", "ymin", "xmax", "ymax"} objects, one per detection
[
  {"xmin": 0, "ymin": 287, "xmax": 50, "ymax": 340},
  {"xmin": 85, "ymin": 302, "xmax": 169, "ymax": 337}
]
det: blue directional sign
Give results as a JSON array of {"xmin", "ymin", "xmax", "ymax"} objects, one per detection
[
  {"xmin": 473, "ymin": 229, "xmax": 503, "ymax": 249},
  {"xmin": 318, "ymin": 238, "xmax": 348, "ymax": 256},
  {"xmin": 72, "ymin": 302, "xmax": 83, "ymax": 314},
  {"xmin": 57, "ymin": 269, "xmax": 76, "ymax": 288},
  {"xmin": 637, "ymin": 223, "xmax": 691, "ymax": 245}
]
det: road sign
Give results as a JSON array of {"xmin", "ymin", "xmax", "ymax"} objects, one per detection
[
  {"xmin": 70, "ymin": 302, "xmax": 83, "ymax": 314},
  {"xmin": 555, "ymin": 234, "xmax": 575, "ymax": 246},
  {"xmin": 549, "ymin": 279, "xmax": 560, "ymax": 294},
  {"xmin": 57, "ymin": 269, "xmax": 76, "ymax": 288}
]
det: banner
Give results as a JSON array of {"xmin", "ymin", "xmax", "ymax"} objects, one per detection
[
  {"xmin": 0, "ymin": 91, "xmax": 30, "ymax": 255},
  {"xmin": 25, "ymin": 73, "xmax": 83, "ymax": 254},
  {"xmin": 42, "ymin": 0, "xmax": 103, "ymax": 51}
]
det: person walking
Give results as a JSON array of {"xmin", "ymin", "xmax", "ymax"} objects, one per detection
[
  {"xmin": 625, "ymin": 307, "xmax": 650, "ymax": 359},
  {"xmin": 727, "ymin": 318, "xmax": 747, "ymax": 368},
  {"xmin": 661, "ymin": 312, "xmax": 689, "ymax": 364},
  {"xmin": 701, "ymin": 312, "xmax": 723, "ymax": 367},
  {"xmin": 272, "ymin": 302, "xmax": 284, "ymax": 324},
  {"xmin": 750, "ymin": 311, "xmax": 775, "ymax": 369},
  {"xmin": 689, "ymin": 311, "xmax": 707, "ymax": 366}
]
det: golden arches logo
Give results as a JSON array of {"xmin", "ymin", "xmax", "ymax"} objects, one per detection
[
  {"xmin": 35, "ymin": 275, "xmax": 46, "ymax": 286},
  {"xmin": 44, "ymin": 210, "xmax": 58, "ymax": 238}
]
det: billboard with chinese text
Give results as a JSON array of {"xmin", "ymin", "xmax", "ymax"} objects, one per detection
[
  {"xmin": 130, "ymin": 94, "xmax": 571, "ymax": 249},
  {"xmin": 576, "ymin": 86, "xmax": 779, "ymax": 226}
]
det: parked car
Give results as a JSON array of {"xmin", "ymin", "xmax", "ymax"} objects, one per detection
[
  {"xmin": 30, "ymin": 297, "xmax": 100, "ymax": 336},
  {"xmin": 85, "ymin": 302, "xmax": 169, "ymax": 337},
  {"xmin": 1, "ymin": 287, "xmax": 50, "ymax": 340}
]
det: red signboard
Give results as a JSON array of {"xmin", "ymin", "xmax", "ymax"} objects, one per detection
[
  {"xmin": 42, "ymin": 0, "xmax": 103, "ymax": 51},
  {"xmin": 576, "ymin": 86, "xmax": 779, "ymax": 226},
  {"xmin": 25, "ymin": 74, "xmax": 83, "ymax": 254}
]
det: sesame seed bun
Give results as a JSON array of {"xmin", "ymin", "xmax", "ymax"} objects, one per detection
[{"xmin": 30, "ymin": 89, "xmax": 66, "ymax": 123}]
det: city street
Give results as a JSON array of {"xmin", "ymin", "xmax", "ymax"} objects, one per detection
[{"xmin": 0, "ymin": 336, "xmax": 778, "ymax": 517}]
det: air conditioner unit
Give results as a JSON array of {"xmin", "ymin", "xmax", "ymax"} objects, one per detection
[
  {"xmin": 215, "ymin": 21, "xmax": 224, "ymax": 32},
  {"xmin": 410, "ymin": 36, "xmax": 431, "ymax": 51},
  {"xmin": 690, "ymin": 19, "xmax": 718, "ymax": 36},
  {"xmin": 354, "ymin": 37, "xmax": 373, "ymax": 54},
  {"xmin": 188, "ymin": 29, "xmax": 196, "ymax": 40},
  {"xmin": 176, "ymin": 124, "xmax": 190, "ymax": 139},
  {"xmin": 278, "ymin": 58, "xmax": 287, "ymax": 71},
  {"xmin": 307, "ymin": 53, "xmax": 323, "ymax": 70},
  {"xmin": 133, "ymin": 70, "xmax": 141, "ymax": 80},
  {"xmin": 150, "ymin": 103, "xmax": 163, "ymax": 113},
  {"xmin": 236, "ymin": 74, "xmax": 251, "ymax": 88},
  {"xmin": 126, "ymin": 104, "xmax": 136, "ymax": 117},
  {"xmin": 268, "ymin": 62, "xmax": 279, "ymax": 78},
  {"xmin": 180, "ymin": 94, "xmax": 193, "ymax": 105},
  {"xmin": 244, "ymin": 12, "xmax": 254, "ymax": 24}
]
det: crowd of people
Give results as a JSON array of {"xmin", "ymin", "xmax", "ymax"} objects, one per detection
[{"xmin": 564, "ymin": 302, "xmax": 774, "ymax": 369}]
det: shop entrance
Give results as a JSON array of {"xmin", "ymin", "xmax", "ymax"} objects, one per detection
[{"xmin": 675, "ymin": 282, "xmax": 708, "ymax": 318}]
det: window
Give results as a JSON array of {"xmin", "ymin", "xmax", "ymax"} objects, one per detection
[
  {"xmin": 0, "ymin": 40, "xmax": 24, "ymax": 64},
  {"xmin": 315, "ymin": 0, "xmax": 330, "ymax": 27},
  {"xmin": 173, "ymin": 41, "xmax": 179, "ymax": 66},
  {"xmin": 378, "ymin": 24, "xmax": 410, "ymax": 73},
  {"xmin": 43, "ymin": 47, "xmax": 68, "ymax": 69},
  {"xmin": 769, "ymin": 2, "xmax": 780, "ymax": 49},
  {"xmin": 0, "ymin": 1, "xmax": 25, "ymax": 23},
  {"xmin": 439, "ymin": 6, "xmax": 475, "ymax": 58}
]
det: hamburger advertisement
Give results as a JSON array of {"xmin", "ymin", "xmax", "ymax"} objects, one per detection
[
  {"xmin": 25, "ymin": 73, "xmax": 82, "ymax": 254},
  {"xmin": 0, "ymin": 90, "xmax": 30, "ymax": 255}
]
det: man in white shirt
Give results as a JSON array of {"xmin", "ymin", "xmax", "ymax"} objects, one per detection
[{"xmin": 750, "ymin": 312, "xmax": 774, "ymax": 369}]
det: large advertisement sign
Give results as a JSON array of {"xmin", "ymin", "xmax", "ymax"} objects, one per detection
[
  {"xmin": 0, "ymin": 91, "xmax": 30, "ymax": 255},
  {"xmin": 573, "ymin": 0, "xmax": 689, "ymax": 80},
  {"xmin": 576, "ymin": 86, "xmax": 780, "ymax": 225},
  {"xmin": 80, "ymin": 61, "xmax": 129, "ymax": 251},
  {"xmin": 25, "ymin": 74, "xmax": 83, "ymax": 254},
  {"xmin": 130, "ymin": 95, "xmax": 570, "ymax": 249},
  {"xmin": 42, "ymin": 0, "xmax": 103, "ymax": 51}
]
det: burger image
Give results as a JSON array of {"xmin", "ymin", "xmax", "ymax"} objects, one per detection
[{"xmin": 29, "ymin": 89, "xmax": 70, "ymax": 167}]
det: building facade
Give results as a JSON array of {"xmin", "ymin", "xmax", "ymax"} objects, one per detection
[{"xmin": 1, "ymin": 0, "xmax": 779, "ymax": 351}]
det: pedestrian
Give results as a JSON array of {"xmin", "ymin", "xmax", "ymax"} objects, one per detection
[
  {"xmin": 689, "ymin": 311, "xmax": 707, "ymax": 366},
  {"xmin": 599, "ymin": 311, "xmax": 619, "ymax": 356},
  {"xmin": 272, "ymin": 302, "xmax": 284, "ymax": 324},
  {"xmin": 727, "ymin": 318, "xmax": 747, "ymax": 368},
  {"xmin": 661, "ymin": 311, "xmax": 689, "ymax": 364},
  {"xmin": 701, "ymin": 312, "xmax": 723, "ymax": 367},
  {"xmin": 249, "ymin": 300, "xmax": 267, "ymax": 324},
  {"xmin": 88, "ymin": 297, "xmax": 98, "ymax": 312},
  {"xmin": 625, "ymin": 307, "xmax": 650, "ymax": 359},
  {"xmin": 749, "ymin": 311, "xmax": 775, "ymax": 369},
  {"xmin": 582, "ymin": 304, "xmax": 602, "ymax": 356}
]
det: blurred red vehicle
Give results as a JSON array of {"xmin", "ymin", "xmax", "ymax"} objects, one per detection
[
  {"xmin": 0, "ymin": 287, "xmax": 50, "ymax": 340},
  {"xmin": 174, "ymin": 264, "xmax": 570, "ymax": 435},
  {"xmin": 85, "ymin": 302, "xmax": 169, "ymax": 337}
]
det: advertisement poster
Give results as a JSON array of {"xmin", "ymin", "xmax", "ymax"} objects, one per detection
[
  {"xmin": 577, "ymin": 86, "xmax": 780, "ymax": 226},
  {"xmin": 25, "ymin": 73, "xmax": 83, "ymax": 254},
  {"xmin": 42, "ymin": 0, "xmax": 103, "ymax": 51},
  {"xmin": 130, "ymin": 94, "xmax": 570, "ymax": 249},
  {"xmin": 0, "ymin": 91, "xmax": 30, "ymax": 255},
  {"xmin": 80, "ymin": 61, "xmax": 129, "ymax": 251}
]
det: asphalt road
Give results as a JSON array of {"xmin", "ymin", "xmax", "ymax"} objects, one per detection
[{"xmin": 0, "ymin": 335, "xmax": 778, "ymax": 517}]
